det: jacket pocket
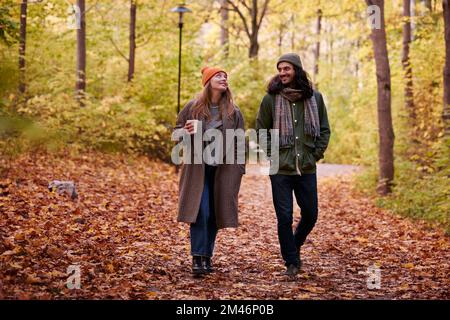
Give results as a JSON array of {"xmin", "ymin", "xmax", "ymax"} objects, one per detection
[
  {"xmin": 301, "ymin": 142, "xmax": 316, "ymax": 171},
  {"xmin": 278, "ymin": 148, "xmax": 296, "ymax": 172}
]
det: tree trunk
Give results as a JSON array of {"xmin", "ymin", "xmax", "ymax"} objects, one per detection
[
  {"xmin": 220, "ymin": 0, "xmax": 229, "ymax": 58},
  {"xmin": 410, "ymin": 0, "xmax": 416, "ymax": 40},
  {"xmin": 402, "ymin": 0, "xmax": 415, "ymax": 127},
  {"xmin": 443, "ymin": 0, "xmax": 450, "ymax": 136},
  {"xmin": 291, "ymin": 14, "xmax": 296, "ymax": 52},
  {"xmin": 18, "ymin": 0, "xmax": 27, "ymax": 95},
  {"xmin": 366, "ymin": 0, "xmax": 395, "ymax": 195},
  {"xmin": 278, "ymin": 24, "xmax": 284, "ymax": 56},
  {"xmin": 76, "ymin": 0, "xmax": 86, "ymax": 106},
  {"xmin": 249, "ymin": 35, "xmax": 259, "ymax": 58},
  {"xmin": 328, "ymin": 24, "xmax": 334, "ymax": 65},
  {"xmin": 354, "ymin": 37, "xmax": 359, "ymax": 77},
  {"xmin": 249, "ymin": 0, "xmax": 259, "ymax": 58},
  {"xmin": 314, "ymin": 8, "xmax": 322, "ymax": 89},
  {"xmin": 128, "ymin": 0, "xmax": 136, "ymax": 82},
  {"xmin": 226, "ymin": 0, "xmax": 268, "ymax": 59}
]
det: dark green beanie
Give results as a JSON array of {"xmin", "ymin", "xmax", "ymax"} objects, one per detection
[{"xmin": 277, "ymin": 53, "xmax": 303, "ymax": 69}]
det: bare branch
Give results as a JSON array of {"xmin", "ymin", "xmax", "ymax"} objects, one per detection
[
  {"xmin": 85, "ymin": 0, "xmax": 100, "ymax": 14},
  {"xmin": 136, "ymin": 0, "xmax": 168, "ymax": 48},
  {"xmin": 237, "ymin": 0, "xmax": 251, "ymax": 13},
  {"xmin": 108, "ymin": 36, "xmax": 129, "ymax": 62},
  {"xmin": 257, "ymin": 0, "xmax": 270, "ymax": 31},
  {"xmin": 226, "ymin": 0, "xmax": 251, "ymax": 38}
]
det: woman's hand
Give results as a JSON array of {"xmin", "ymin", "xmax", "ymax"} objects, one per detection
[{"xmin": 184, "ymin": 122, "xmax": 195, "ymax": 134}]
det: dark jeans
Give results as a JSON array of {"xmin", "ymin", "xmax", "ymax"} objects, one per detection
[
  {"xmin": 269, "ymin": 173, "xmax": 318, "ymax": 267},
  {"xmin": 190, "ymin": 165, "xmax": 218, "ymax": 257}
]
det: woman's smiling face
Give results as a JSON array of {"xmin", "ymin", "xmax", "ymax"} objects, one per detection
[{"xmin": 210, "ymin": 72, "xmax": 228, "ymax": 92}]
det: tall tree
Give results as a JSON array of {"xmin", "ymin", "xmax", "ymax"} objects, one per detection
[
  {"xmin": 220, "ymin": 0, "xmax": 230, "ymax": 58},
  {"xmin": 128, "ymin": 0, "xmax": 136, "ymax": 82},
  {"xmin": 290, "ymin": 13, "xmax": 296, "ymax": 52},
  {"xmin": 366, "ymin": 0, "xmax": 395, "ymax": 195},
  {"xmin": 18, "ymin": 0, "xmax": 28, "ymax": 95},
  {"xmin": 443, "ymin": 0, "xmax": 450, "ymax": 136},
  {"xmin": 313, "ymin": 8, "xmax": 322, "ymax": 88},
  {"xmin": 277, "ymin": 22, "xmax": 285, "ymax": 56},
  {"xmin": 226, "ymin": 0, "xmax": 270, "ymax": 58},
  {"xmin": 76, "ymin": 0, "xmax": 86, "ymax": 106},
  {"xmin": 402, "ymin": 0, "xmax": 415, "ymax": 129},
  {"xmin": 410, "ymin": 0, "xmax": 416, "ymax": 40}
]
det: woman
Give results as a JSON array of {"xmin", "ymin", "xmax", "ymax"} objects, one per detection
[{"xmin": 173, "ymin": 66, "xmax": 245, "ymax": 277}]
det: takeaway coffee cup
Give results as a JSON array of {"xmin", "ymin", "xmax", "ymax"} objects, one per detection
[{"xmin": 186, "ymin": 119, "xmax": 199, "ymax": 134}]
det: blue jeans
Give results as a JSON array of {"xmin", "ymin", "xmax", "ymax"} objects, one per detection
[
  {"xmin": 190, "ymin": 165, "xmax": 218, "ymax": 257},
  {"xmin": 269, "ymin": 173, "xmax": 318, "ymax": 267}
]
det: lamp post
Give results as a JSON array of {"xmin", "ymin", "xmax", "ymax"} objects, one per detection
[{"xmin": 171, "ymin": 4, "xmax": 192, "ymax": 115}]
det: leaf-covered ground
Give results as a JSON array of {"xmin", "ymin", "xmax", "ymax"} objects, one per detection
[{"xmin": 0, "ymin": 152, "xmax": 448, "ymax": 299}]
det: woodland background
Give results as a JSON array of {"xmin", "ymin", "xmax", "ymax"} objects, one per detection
[
  {"xmin": 1, "ymin": 0, "xmax": 448, "ymax": 230},
  {"xmin": 0, "ymin": 0, "xmax": 449, "ymax": 300}
]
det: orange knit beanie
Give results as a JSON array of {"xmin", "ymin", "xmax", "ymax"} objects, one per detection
[{"xmin": 201, "ymin": 66, "xmax": 227, "ymax": 87}]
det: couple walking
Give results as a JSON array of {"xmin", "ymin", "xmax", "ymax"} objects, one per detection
[{"xmin": 173, "ymin": 53, "xmax": 331, "ymax": 277}]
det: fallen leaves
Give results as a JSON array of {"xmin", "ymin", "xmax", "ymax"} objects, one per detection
[
  {"xmin": 403, "ymin": 263, "xmax": 415, "ymax": 269},
  {"xmin": 45, "ymin": 246, "xmax": 64, "ymax": 259},
  {"xmin": 0, "ymin": 151, "xmax": 448, "ymax": 299}
]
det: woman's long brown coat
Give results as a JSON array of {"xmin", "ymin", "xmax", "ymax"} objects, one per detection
[{"xmin": 173, "ymin": 100, "xmax": 245, "ymax": 229}]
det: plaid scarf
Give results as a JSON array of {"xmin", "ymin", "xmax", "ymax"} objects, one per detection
[{"xmin": 274, "ymin": 88, "xmax": 320, "ymax": 147}]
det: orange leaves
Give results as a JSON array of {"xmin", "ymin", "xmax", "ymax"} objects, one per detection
[
  {"xmin": 0, "ymin": 152, "xmax": 449, "ymax": 299},
  {"xmin": 45, "ymin": 245, "xmax": 64, "ymax": 260}
]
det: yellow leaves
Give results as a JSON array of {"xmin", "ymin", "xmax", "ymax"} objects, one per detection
[
  {"xmin": 403, "ymin": 263, "xmax": 415, "ymax": 269},
  {"xmin": 436, "ymin": 239, "xmax": 449, "ymax": 250},
  {"xmin": 297, "ymin": 273, "xmax": 311, "ymax": 280},
  {"xmin": 146, "ymin": 291, "xmax": 158, "ymax": 298},
  {"xmin": 14, "ymin": 233, "xmax": 26, "ymax": 241},
  {"xmin": 104, "ymin": 263, "xmax": 115, "ymax": 273},
  {"xmin": 25, "ymin": 274, "xmax": 43, "ymax": 285},
  {"xmin": 398, "ymin": 283, "xmax": 410, "ymax": 291},
  {"xmin": 416, "ymin": 165, "xmax": 434, "ymax": 173},
  {"xmin": 354, "ymin": 236, "xmax": 369, "ymax": 244},
  {"xmin": 48, "ymin": 270, "xmax": 66, "ymax": 279},
  {"xmin": 153, "ymin": 196, "xmax": 163, "ymax": 205},
  {"xmin": 342, "ymin": 293, "xmax": 355, "ymax": 299},
  {"xmin": 99, "ymin": 199, "xmax": 111, "ymax": 211},
  {"xmin": 299, "ymin": 286, "xmax": 326, "ymax": 294}
]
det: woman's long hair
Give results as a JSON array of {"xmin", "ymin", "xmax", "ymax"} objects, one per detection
[
  {"xmin": 191, "ymin": 82, "xmax": 235, "ymax": 120},
  {"xmin": 267, "ymin": 65, "xmax": 314, "ymax": 99}
]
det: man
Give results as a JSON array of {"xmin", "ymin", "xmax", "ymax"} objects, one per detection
[{"xmin": 256, "ymin": 53, "xmax": 331, "ymax": 276}]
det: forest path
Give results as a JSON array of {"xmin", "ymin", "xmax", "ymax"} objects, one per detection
[{"xmin": 0, "ymin": 153, "xmax": 448, "ymax": 299}]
